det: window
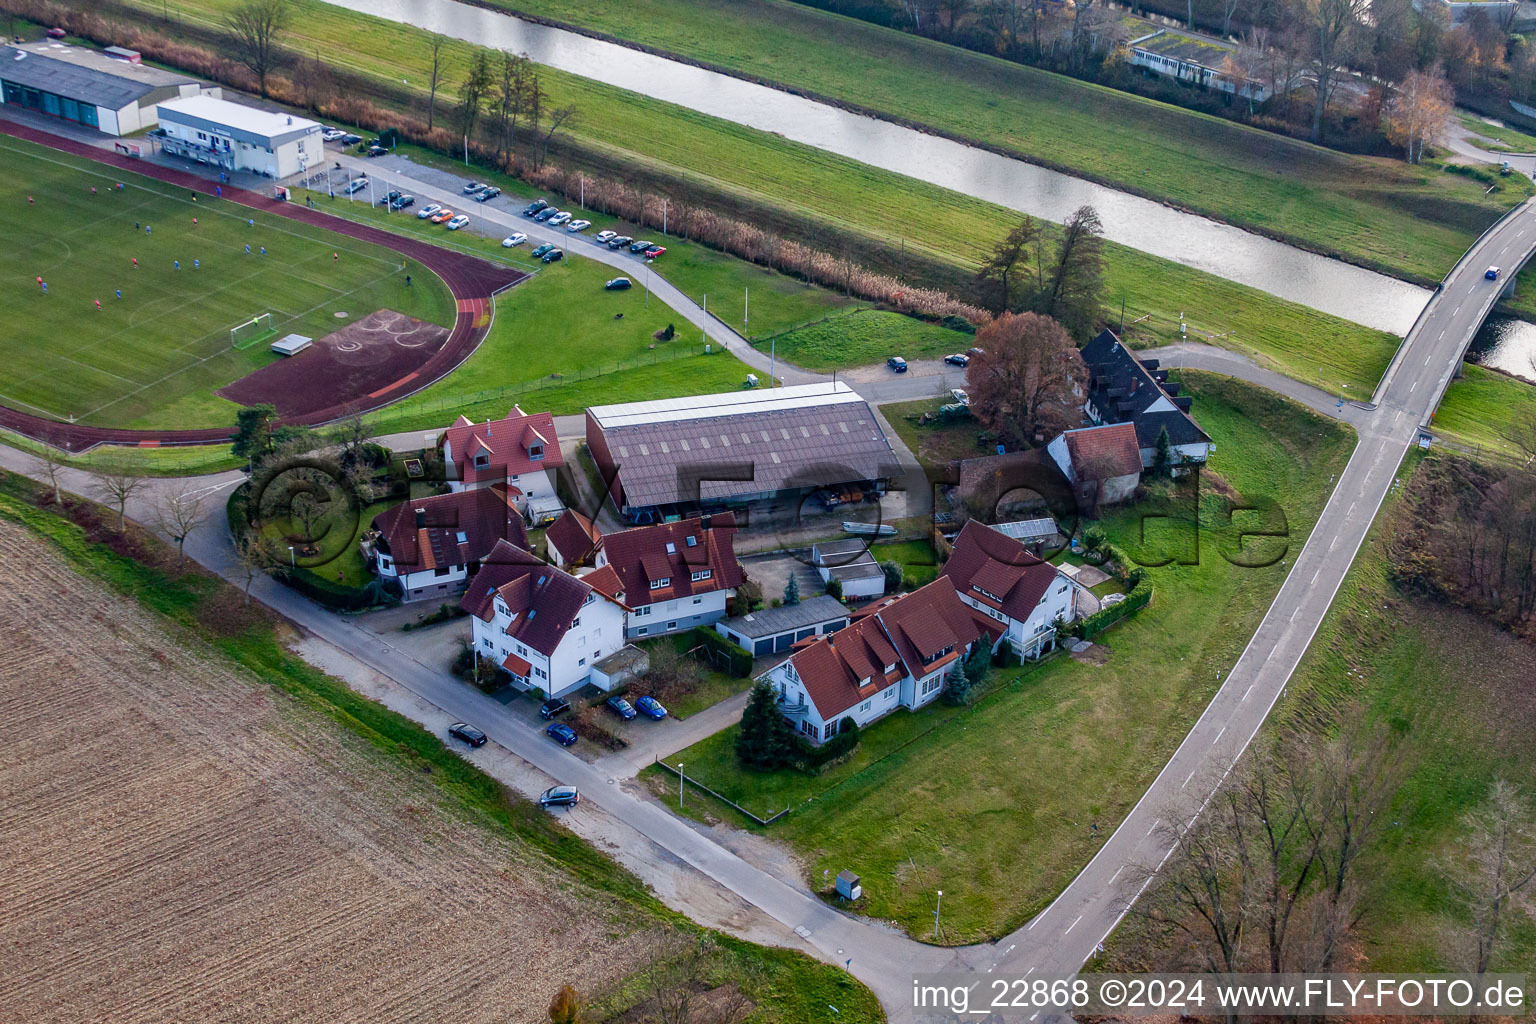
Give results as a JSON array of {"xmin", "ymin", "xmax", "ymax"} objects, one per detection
[
  {"xmin": 474, "ymin": 453, "xmax": 488, "ymax": 467},
  {"xmin": 528, "ymin": 444, "xmax": 544, "ymax": 460},
  {"xmin": 650, "ymin": 577, "xmax": 670, "ymax": 590},
  {"xmin": 635, "ymin": 626, "xmax": 648, "ymax": 636},
  {"xmin": 578, "ymin": 657, "xmax": 586, "ymax": 666},
  {"xmin": 885, "ymin": 687, "xmax": 896, "ymax": 700},
  {"xmin": 859, "ymin": 700, "xmax": 871, "ymax": 713},
  {"xmin": 685, "ymin": 535, "xmax": 697, "ymax": 547},
  {"xmin": 434, "ymin": 567, "xmax": 452, "ymax": 577},
  {"xmin": 516, "ymin": 644, "xmax": 526, "ymax": 656},
  {"xmin": 692, "ymin": 597, "xmax": 703, "ymax": 606},
  {"xmin": 690, "ymin": 569, "xmax": 712, "ymax": 582},
  {"xmin": 921, "ymin": 676, "xmax": 942, "ymax": 697},
  {"xmin": 1058, "ymin": 585, "xmax": 1068, "ymax": 594},
  {"xmin": 481, "ymin": 637, "xmax": 492, "ymax": 650},
  {"xmin": 572, "ymin": 616, "xmax": 580, "ymax": 627},
  {"xmin": 799, "ymin": 720, "xmax": 816, "ymax": 738},
  {"xmin": 667, "ymin": 621, "xmax": 677, "ymax": 630}
]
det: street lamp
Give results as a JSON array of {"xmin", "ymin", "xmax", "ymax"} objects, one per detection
[
  {"xmin": 287, "ymin": 545, "xmax": 296, "ymax": 567},
  {"xmin": 933, "ymin": 890, "xmax": 943, "ymax": 940},
  {"xmin": 678, "ymin": 763, "xmax": 685, "ymax": 807}
]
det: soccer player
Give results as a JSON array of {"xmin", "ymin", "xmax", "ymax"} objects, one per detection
[{"xmin": 94, "ymin": 299, "xmax": 101, "ymax": 310}]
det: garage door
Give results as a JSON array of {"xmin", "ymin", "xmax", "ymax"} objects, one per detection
[{"xmin": 754, "ymin": 638, "xmax": 773, "ymax": 657}]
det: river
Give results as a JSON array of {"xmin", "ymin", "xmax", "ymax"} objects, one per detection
[
  {"xmin": 329, "ymin": 0, "xmax": 1432, "ymax": 333},
  {"xmin": 1470, "ymin": 316, "xmax": 1536, "ymax": 382}
]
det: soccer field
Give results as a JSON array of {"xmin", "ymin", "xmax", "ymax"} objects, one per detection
[{"xmin": 0, "ymin": 137, "xmax": 455, "ymax": 430}]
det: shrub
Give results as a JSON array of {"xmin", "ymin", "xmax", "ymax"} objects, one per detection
[
  {"xmin": 573, "ymin": 706, "xmax": 628, "ymax": 750},
  {"xmin": 826, "ymin": 577, "xmax": 844, "ymax": 601},
  {"xmin": 880, "ymin": 560, "xmax": 904, "ymax": 593},
  {"xmin": 790, "ymin": 717, "xmax": 860, "ymax": 773},
  {"xmin": 1071, "ymin": 582, "xmax": 1153, "ymax": 640}
]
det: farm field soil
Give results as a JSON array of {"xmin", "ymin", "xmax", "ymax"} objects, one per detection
[
  {"xmin": 645, "ymin": 372, "xmax": 1355, "ymax": 943},
  {"xmin": 0, "ymin": 135, "xmax": 453, "ymax": 430},
  {"xmin": 127, "ymin": 0, "xmax": 1401, "ymax": 394},
  {"xmin": 0, "ymin": 518, "xmax": 648, "ymax": 1021}
]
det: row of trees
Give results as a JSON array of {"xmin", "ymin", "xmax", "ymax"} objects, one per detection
[
  {"xmin": 450, "ymin": 51, "xmax": 577, "ymax": 172},
  {"xmin": 974, "ymin": 205, "xmax": 1106, "ymax": 335}
]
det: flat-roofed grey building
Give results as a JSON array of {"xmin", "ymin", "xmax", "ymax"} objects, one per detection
[
  {"xmin": 715, "ymin": 594, "xmax": 850, "ymax": 657},
  {"xmin": 585, "ymin": 381, "xmax": 899, "ymax": 522},
  {"xmin": 0, "ymin": 41, "xmax": 202, "ymax": 136},
  {"xmin": 155, "ymin": 95, "xmax": 323, "ymax": 178}
]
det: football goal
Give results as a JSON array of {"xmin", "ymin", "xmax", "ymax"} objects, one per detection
[{"xmin": 230, "ymin": 313, "xmax": 277, "ymax": 350}]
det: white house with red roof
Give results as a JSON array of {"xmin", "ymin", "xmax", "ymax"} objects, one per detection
[
  {"xmin": 460, "ymin": 540, "xmax": 627, "ymax": 698},
  {"xmin": 941, "ymin": 520, "xmax": 1079, "ymax": 661},
  {"xmin": 760, "ymin": 577, "xmax": 998, "ymax": 743},
  {"xmin": 1045, "ymin": 422, "xmax": 1144, "ymax": 507},
  {"xmin": 440, "ymin": 406, "xmax": 565, "ymax": 522},
  {"xmin": 369, "ymin": 486, "xmax": 528, "ymax": 603},
  {"xmin": 591, "ymin": 514, "xmax": 745, "ymax": 640}
]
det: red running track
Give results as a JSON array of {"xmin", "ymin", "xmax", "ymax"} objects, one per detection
[{"xmin": 0, "ymin": 120, "xmax": 526, "ymax": 453}]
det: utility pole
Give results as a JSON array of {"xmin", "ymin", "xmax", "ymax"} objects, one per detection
[
  {"xmin": 769, "ymin": 337, "xmax": 776, "ymax": 388},
  {"xmin": 744, "ymin": 286, "xmax": 749, "ymax": 330},
  {"xmin": 702, "ymin": 293, "xmax": 707, "ymax": 347},
  {"xmin": 662, "ymin": 199, "xmax": 668, "ymax": 236},
  {"xmin": 580, "ymin": 172, "xmax": 584, "ymax": 209}
]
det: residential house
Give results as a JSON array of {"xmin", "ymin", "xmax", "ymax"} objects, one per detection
[
  {"xmin": 440, "ymin": 406, "xmax": 565, "ymax": 521},
  {"xmin": 545, "ymin": 508, "xmax": 602, "ymax": 569},
  {"xmin": 369, "ymin": 486, "xmax": 528, "ymax": 603},
  {"xmin": 1046, "ymin": 422, "xmax": 1144, "ymax": 508},
  {"xmin": 810, "ymin": 538, "xmax": 887, "ymax": 600},
  {"xmin": 461, "ymin": 540, "xmax": 628, "ymax": 698},
  {"xmin": 941, "ymin": 519, "xmax": 1079, "ymax": 661},
  {"xmin": 591, "ymin": 514, "xmax": 745, "ymax": 639},
  {"xmin": 759, "ymin": 577, "xmax": 998, "ymax": 743},
  {"xmin": 1081, "ymin": 329, "xmax": 1212, "ymax": 472}
]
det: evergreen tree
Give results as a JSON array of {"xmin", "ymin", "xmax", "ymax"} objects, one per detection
[
  {"xmin": 736, "ymin": 682, "xmax": 794, "ymax": 770},
  {"xmin": 941, "ymin": 655, "xmax": 972, "ymax": 706},
  {"xmin": 1153, "ymin": 425, "xmax": 1173, "ymax": 477},
  {"xmin": 783, "ymin": 573, "xmax": 801, "ymax": 606},
  {"xmin": 232, "ymin": 404, "xmax": 277, "ymax": 463}
]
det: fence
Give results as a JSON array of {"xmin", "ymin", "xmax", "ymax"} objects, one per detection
[
  {"xmin": 652, "ymin": 758, "xmax": 788, "ymax": 826},
  {"xmin": 364, "ymin": 343, "xmax": 729, "ymax": 434}
]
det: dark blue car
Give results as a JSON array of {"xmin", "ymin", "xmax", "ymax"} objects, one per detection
[
  {"xmin": 546, "ymin": 722, "xmax": 578, "ymax": 746},
  {"xmin": 635, "ymin": 696, "xmax": 668, "ymax": 720},
  {"xmin": 605, "ymin": 696, "xmax": 637, "ymax": 721}
]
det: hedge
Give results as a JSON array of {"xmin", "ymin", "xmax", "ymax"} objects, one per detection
[
  {"xmin": 791, "ymin": 717, "xmax": 860, "ymax": 773},
  {"xmin": 1071, "ymin": 583, "xmax": 1153, "ymax": 641},
  {"xmin": 693, "ymin": 626, "xmax": 753, "ymax": 677}
]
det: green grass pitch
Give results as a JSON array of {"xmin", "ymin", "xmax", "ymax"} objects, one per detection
[{"xmin": 0, "ymin": 136, "xmax": 455, "ymax": 430}]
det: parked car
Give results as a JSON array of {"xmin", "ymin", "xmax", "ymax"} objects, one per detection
[
  {"xmin": 446, "ymin": 214, "xmax": 470, "ymax": 230},
  {"xmin": 608, "ymin": 235, "xmax": 633, "ymax": 249},
  {"xmin": 538, "ymin": 785, "xmax": 580, "ymax": 807},
  {"xmin": 950, "ymin": 388, "xmax": 970, "ymax": 405},
  {"xmin": 377, "ymin": 189, "xmax": 402, "ymax": 206},
  {"xmin": 605, "ymin": 277, "xmax": 632, "ymax": 291},
  {"xmin": 417, "ymin": 203, "xmax": 441, "ymax": 219},
  {"xmin": 342, "ymin": 178, "xmax": 368, "ymax": 195},
  {"xmin": 366, "ymin": 144, "xmax": 388, "ymax": 157},
  {"xmin": 539, "ymin": 696, "xmax": 571, "ymax": 719},
  {"xmin": 46, "ymin": 27, "xmax": 67, "ymax": 38},
  {"xmin": 634, "ymin": 696, "xmax": 668, "ymax": 720},
  {"xmin": 523, "ymin": 199, "xmax": 549, "ymax": 216},
  {"xmin": 531, "ymin": 243, "xmax": 555, "ymax": 258},
  {"xmin": 595, "ymin": 230, "xmax": 617, "ymax": 243},
  {"xmin": 887, "ymin": 356, "xmax": 908, "ymax": 373},
  {"xmin": 429, "ymin": 208, "xmax": 455, "ymax": 224},
  {"xmin": 566, "ymin": 219, "xmax": 591, "ymax": 232},
  {"xmin": 629, "ymin": 239, "xmax": 654, "ymax": 253},
  {"xmin": 546, "ymin": 722, "xmax": 578, "ymax": 746},
  {"xmin": 534, "ymin": 207, "xmax": 559, "ymax": 222},
  {"xmin": 321, "ymin": 128, "xmax": 346, "ymax": 142},
  {"xmin": 644, "ymin": 245, "xmax": 666, "ymax": 258},
  {"xmin": 463, "ymin": 180, "xmax": 485, "ymax": 194},
  {"xmin": 541, "ymin": 248, "xmax": 564, "ymax": 263},
  {"xmin": 605, "ymin": 696, "xmax": 637, "ymax": 720},
  {"xmin": 548, "ymin": 211, "xmax": 572, "ymax": 227},
  {"xmin": 944, "ymin": 352, "xmax": 970, "ymax": 366},
  {"xmin": 340, "ymin": 133, "xmax": 362, "ymax": 146},
  {"xmin": 448, "ymin": 722, "xmax": 487, "ymax": 747},
  {"xmin": 1487, "ymin": 266, "xmax": 1502, "ymax": 280},
  {"xmin": 475, "ymin": 185, "xmax": 501, "ymax": 202},
  {"xmin": 501, "ymin": 232, "xmax": 528, "ymax": 248},
  {"xmin": 390, "ymin": 194, "xmax": 415, "ymax": 211},
  {"xmin": 968, "ymin": 346, "xmax": 985, "ymax": 357}
]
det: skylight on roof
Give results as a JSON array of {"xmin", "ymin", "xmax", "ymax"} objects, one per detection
[
  {"xmin": 685, "ymin": 535, "xmax": 697, "ymax": 547},
  {"xmin": 665, "ymin": 542, "xmax": 676, "ymax": 553}
]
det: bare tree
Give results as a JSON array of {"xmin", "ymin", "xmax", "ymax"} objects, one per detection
[
  {"xmin": 640, "ymin": 931, "xmax": 719, "ymax": 1024},
  {"xmin": 976, "ymin": 216, "xmax": 1039, "ymax": 313},
  {"xmin": 233, "ymin": 531, "xmax": 283, "ymax": 605},
  {"xmin": 31, "ymin": 444, "xmax": 67, "ymax": 505},
  {"xmin": 1442, "ymin": 780, "xmax": 1536, "ymax": 975},
  {"xmin": 1221, "ymin": 0, "xmax": 1242, "ymax": 37},
  {"xmin": 1042, "ymin": 205, "xmax": 1106, "ymax": 339},
  {"xmin": 1305, "ymin": 0, "xmax": 1370, "ymax": 143},
  {"xmin": 456, "ymin": 51, "xmax": 494, "ymax": 141},
  {"xmin": 152, "ymin": 483, "xmax": 210, "ymax": 567},
  {"xmin": 225, "ymin": 0, "xmax": 290, "ymax": 98},
  {"xmin": 90, "ymin": 461, "xmax": 146, "ymax": 532},
  {"xmin": 1381, "ymin": 65, "xmax": 1453, "ymax": 164},
  {"xmin": 965, "ymin": 311, "xmax": 1087, "ymax": 450},
  {"xmin": 328, "ymin": 411, "xmax": 377, "ymax": 479},
  {"xmin": 535, "ymin": 102, "xmax": 579, "ymax": 171},
  {"xmin": 426, "ymin": 33, "xmax": 448, "ymax": 131}
]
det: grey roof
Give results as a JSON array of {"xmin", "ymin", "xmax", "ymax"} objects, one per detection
[
  {"xmin": 718, "ymin": 594, "xmax": 850, "ymax": 639},
  {"xmin": 156, "ymin": 95, "xmax": 322, "ymax": 148},
  {"xmin": 1081, "ymin": 329, "xmax": 1211, "ymax": 449},
  {"xmin": 0, "ymin": 44, "xmax": 194, "ymax": 110},
  {"xmin": 990, "ymin": 518, "xmax": 1059, "ymax": 543},
  {"xmin": 592, "ymin": 382, "xmax": 898, "ymax": 509},
  {"xmin": 592, "ymin": 644, "xmax": 649, "ymax": 675},
  {"xmin": 813, "ymin": 538, "xmax": 884, "ymax": 582}
]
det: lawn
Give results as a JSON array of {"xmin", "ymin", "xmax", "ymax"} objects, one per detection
[
  {"xmin": 0, "ymin": 469, "xmax": 884, "ymax": 1023},
  {"xmin": 288, "ymin": 191, "xmax": 758, "ymax": 431},
  {"xmin": 881, "ymin": 398, "xmax": 991, "ymax": 473},
  {"xmin": 644, "ymin": 371, "xmax": 1356, "ymax": 943},
  {"xmin": 1432, "ymin": 362, "xmax": 1536, "ymax": 457},
  {"xmin": 136, "ymin": 0, "xmax": 1404, "ymax": 394},
  {"xmin": 1265, "ymin": 451, "xmax": 1536, "ymax": 972},
  {"xmin": 869, "ymin": 537, "xmax": 941, "ymax": 589},
  {"xmin": 1457, "ymin": 112, "xmax": 1536, "ymax": 155},
  {"xmin": 760, "ymin": 309, "xmax": 974, "ymax": 370},
  {"xmin": 0, "ymin": 427, "xmax": 244, "ymax": 477},
  {"xmin": 464, "ymin": 0, "xmax": 1525, "ymax": 283},
  {"xmin": 0, "ymin": 135, "xmax": 454, "ymax": 430}
]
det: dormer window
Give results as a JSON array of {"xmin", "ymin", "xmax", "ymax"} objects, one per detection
[
  {"xmin": 690, "ymin": 569, "xmax": 711, "ymax": 582},
  {"xmin": 973, "ymin": 584, "xmax": 999, "ymax": 601},
  {"xmin": 474, "ymin": 453, "xmax": 489, "ymax": 468},
  {"xmin": 528, "ymin": 443, "xmax": 544, "ymax": 461},
  {"xmin": 649, "ymin": 577, "xmax": 670, "ymax": 590},
  {"xmin": 883, "ymin": 662, "xmax": 896, "ymax": 674}
]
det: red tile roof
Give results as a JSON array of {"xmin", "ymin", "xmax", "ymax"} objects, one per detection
[
  {"xmin": 442, "ymin": 405, "xmax": 565, "ymax": 486},
  {"xmin": 460, "ymin": 540, "xmax": 612, "ymax": 657},
  {"xmin": 545, "ymin": 509, "xmax": 601, "ymax": 566},
  {"xmin": 1063, "ymin": 423, "xmax": 1142, "ymax": 479},
  {"xmin": 371, "ymin": 486, "xmax": 528, "ymax": 573},
  {"xmin": 501, "ymin": 652, "xmax": 532, "ymax": 677},
  {"xmin": 941, "ymin": 520, "xmax": 1063, "ymax": 625},
  {"xmin": 597, "ymin": 514, "xmax": 745, "ymax": 604},
  {"xmin": 783, "ymin": 577, "xmax": 990, "ymax": 721}
]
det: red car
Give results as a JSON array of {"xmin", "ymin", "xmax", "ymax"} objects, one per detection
[
  {"xmin": 47, "ymin": 27, "xmax": 67, "ymax": 38},
  {"xmin": 644, "ymin": 245, "xmax": 666, "ymax": 259}
]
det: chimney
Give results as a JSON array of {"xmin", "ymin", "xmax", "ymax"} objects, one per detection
[
  {"xmin": 415, "ymin": 508, "xmax": 426, "ymax": 528},
  {"xmin": 700, "ymin": 514, "xmax": 712, "ymax": 531}
]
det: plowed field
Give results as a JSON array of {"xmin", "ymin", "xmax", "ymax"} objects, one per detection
[{"xmin": 0, "ymin": 519, "xmax": 646, "ymax": 1023}]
